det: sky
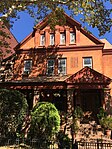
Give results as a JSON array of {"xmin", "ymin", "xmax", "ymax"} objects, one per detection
[{"xmin": 11, "ymin": 11, "xmax": 112, "ymax": 44}]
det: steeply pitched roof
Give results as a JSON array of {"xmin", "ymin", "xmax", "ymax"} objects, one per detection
[
  {"xmin": 17, "ymin": 12, "xmax": 103, "ymax": 48},
  {"xmin": 0, "ymin": 25, "xmax": 18, "ymax": 60}
]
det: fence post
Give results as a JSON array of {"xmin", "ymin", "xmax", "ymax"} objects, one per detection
[{"xmin": 97, "ymin": 139, "xmax": 99, "ymax": 149}]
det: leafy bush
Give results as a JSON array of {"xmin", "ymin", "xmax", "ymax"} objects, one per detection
[
  {"xmin": 57, "ymin": 131, "xmax": 71, "ymax": 149},
  {"xmin": 97, "ymin": 107, "xmax": 107, "ymax": 120},
  {"xmin": 74, "ymin": 106, "xmax": 83, "ymax": 119},
  {"xmin": 0, "ymin": 89, "xmax": 28, "ymax": 138},
  {"xmin": 28, "ymin": 102, "xmax": 60, "ymax": 143},
  {"xmin": 99, "ymin": 116, "xmax": 112, "ymax": 130}
]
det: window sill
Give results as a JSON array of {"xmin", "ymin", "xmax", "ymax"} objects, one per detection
[
  {"xmin": 69, "ymin": 43, "xmax": 76, "ymax": 45},
  {"xmin": 59, "ymin": 44, "xmax": 66, "ymax": 46}
]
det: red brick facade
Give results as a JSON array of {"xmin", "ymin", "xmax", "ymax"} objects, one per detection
[{"xmin": 1, "ymin": 13, "xmax": 112, "ymax": 115}]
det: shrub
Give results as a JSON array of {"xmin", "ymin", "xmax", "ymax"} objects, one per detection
[
  {"xmin": 0, "ymin": 89, "xmax": 28, "ymax": 138},
  {"xmin": 28, "ymin": 102, "xmax": 60, "ymax": 144}
]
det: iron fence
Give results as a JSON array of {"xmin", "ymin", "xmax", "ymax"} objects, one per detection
[
  {"xmin": 0, "ymin": 137, "xmax": 58, "ymax": 149},
  {"xmin": 0, "ymin": 137, "xmax": 112, "ymax": 149},
  {"xmin": 77, "ymin": 139, "xmax": 112, "ymax": 149}
]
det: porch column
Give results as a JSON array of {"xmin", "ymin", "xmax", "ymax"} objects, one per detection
[
  {"xmin": 66, "ymin": 88, "xmax": 74, "ymax": 138},
  {"xmin": 33, "ymin": 90, "xmax": 40, "ymax": 107},
  {"xmin": 104, "ymin": 87, "xmax": 112, "ymax": 114},
  {"xmin": 67, "ymin": 89, "xmax": 74, "ymax": 114}
]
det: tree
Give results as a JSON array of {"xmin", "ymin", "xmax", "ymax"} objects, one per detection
[
  {"xmin": 28, "ymin": 102, "xmax": 60, "ymax": 147},
  {"xmin": 0, "ymin": 0, "xmax": 112, "ymax": 36},
  {"xmin": 0, "ymin": 89, "xmax": 28, "ymax": 138}
]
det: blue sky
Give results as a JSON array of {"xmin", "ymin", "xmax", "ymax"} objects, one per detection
[{"xmin": 11, "ymin": 12, "xmax": 112, "ymax": 44}]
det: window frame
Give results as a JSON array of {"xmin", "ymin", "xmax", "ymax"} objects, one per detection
[
  {"xmin": 47, "ymin": 59, "xmax": 55, "ymax": 75},
  {"xmin": 58, "ymin": 58, "xmax": 66, "ymax": 75},
  {"xmin": 40, "ymin": 34, "xmax": 45, "ymax": 46},
  {"xmin": 50, "ymin": 34, "xmax": 55, "ymax": 45},
  {"xmin": 60, "ymin": 33, "xmax": 66, "ymax": 45},
  {"xmin": 83, "ymin": 57, "xmax": 92, "ymax": 68},
  {"xmin": 24, "ymin": 59, "xmax": 32, "ymax": 73},
  {"xmin": 70, "ymin": 32, "xmax": 75, "ymax": 44}
]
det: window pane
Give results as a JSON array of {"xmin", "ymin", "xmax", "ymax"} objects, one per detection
[
  {"xmin": 58, "ymin": 59, "xmax": 66, "ymax": 74},
  {"xmin": 70, "ymin": 33, "xmax": 75, "ymax": 44},
  {"xmin": 47, "ymin": 59, "xmax": 54, "ymax": 75},
  {"xmin": 83, "ymin": 57, "xmax": 92, "ymax": 68},
  {"xmin": 60, "ymin": 33, "xmax": 65, "ymax": 44},
  {"xmin": 24, "ymin": 60, "xmax": 32, "ymax": 72},
  {"xmin": 50, "ymin": 34, "xmax": 54, "ymax": 45},
  {"xmin": 40, "ymin": 34, "xmax": 45, "ymax": 46},
  {"xmin": 84, "ymin": 58, "xmax": 91, "ymax": 64}
]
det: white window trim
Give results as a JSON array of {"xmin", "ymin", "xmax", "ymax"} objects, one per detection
[
  {"xmin": 58, "ymin": 58, "xmax": 66, "ymax": 75},
  {"xmin": 47, "ymin": 59, "xmax": 55, "ymax": 75},
  {"xmin": 60, "ymin": 33, "xmax": 65, "ymax": 45},
  {"xmin": 24, "ymin": 60, "xmax": 32, "ymax": 73},
  {"xmin": 40, "ymin": 34, "xmax": 45, "ymax": 46},
  {"xmin": 83, "ymin": 57, "xmax": 92, "ymax": 68},
  {"xmin": 70, "ymin": 32, "xmax": 75, "ymax": 44},
  {"xmin": 50, "ymin": 34, "xmax": 54, "ymax": 45}
]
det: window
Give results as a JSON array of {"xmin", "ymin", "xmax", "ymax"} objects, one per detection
[
  {"xmin": 50, "ymin": 34, "xmax": 54, "ymax": 45},
  {"xmin": 24, "ymin": 60, "xmax": 32, "ymax": 73},
  {"xmin": 40, "ymin": 34, "xmax": 45, "ymax": 46},
  {"xmin": 58, "ymin": 58, "xmax": 66, "ymax": 75},
  {"xmin": 60, "ymin": 33, "xmax": 65, "ymax": 44},
  {"xmin": 47, "ymin": 59, "xmax": 55, "ymax": 75},
  {"xmin": 83, "ymin": 57, "xmax": 92, "ymax": 68},
  {"xmin": 70, "ymin": 32, "xmax": 75, "ymax": 44}
]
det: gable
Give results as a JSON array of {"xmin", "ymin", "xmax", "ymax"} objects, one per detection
[
  {"xmin": 17, "ymin": 12, "xmax": 104, "ymax": 50},
  {"xmin": 65, "ymin": 67, "xmax": 111, "ymax": 84}
]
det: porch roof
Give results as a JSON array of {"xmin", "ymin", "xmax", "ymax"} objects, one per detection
[
  {"xmin": 0, "ymin": 67, "xmax": 111, "ymax": 89},
  {"xmin": 65, "ymin": 67, "xmax": 111, "ymax": 84}
]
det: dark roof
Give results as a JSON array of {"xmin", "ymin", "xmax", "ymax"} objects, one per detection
[
  {"xmin": 65, "ymin": 66, "xmax": 111, "ymax": 84},
  {"xmin": 0, "ymin": 25, "xmax": 18, "ymax": 60},
  {"xmin": 10, "ymin": 75, "xmax": 71, "ymax": 83}
]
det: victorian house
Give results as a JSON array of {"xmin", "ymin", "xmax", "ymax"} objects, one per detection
[{"xmin": 1, "ymin": 13, "xmax": 112, "ymax": 120}]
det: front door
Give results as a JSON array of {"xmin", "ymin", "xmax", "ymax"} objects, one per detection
[{"xmin": 74, "ymin": 89, "xmax": 102, "ymax": 119}]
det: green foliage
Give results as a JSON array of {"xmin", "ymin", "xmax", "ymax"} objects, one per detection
[
  {"xmin": 97, "ymin": 107, "xmax": 112, "ymax": 130},
  {"xmin": 74, "ymin": 106, "xmax": 83, "ymax": 119},
  {"xmin": 99, "ymin": 116, "xmax": 112, "ymax": 130},
  {"xmin": 57, "ymin": 131, "xmax": 71, "ymax": 149},
  {"xmin": 0, "ymin": 89, "xmax": 28, "ymax": 138},
  {"xmin": 97, "ymin": 107, "xmax": 107, "ymax": 120},
  {"xmin": 28, "ymin": 102, "xmax": 60, "ymax": 141},
  {"xmin": 0, "ymin": 0, "xmax": 112, "ymax": 37}
]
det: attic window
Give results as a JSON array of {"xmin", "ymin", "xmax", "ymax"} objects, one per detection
[
  {"xmin": 50, "ymin": 34, "xmax": 54, "ymax": 45},
  {"xmin": 60, "ymin": 33, "xmax": 65, "ymax": 44},
  {"xmin": 40, "ymin": 34, "xmax": 45, "ymax": 46},
  {"xmin": 70, "ymin": 32, "xmax": 75, "ymax": 44}
]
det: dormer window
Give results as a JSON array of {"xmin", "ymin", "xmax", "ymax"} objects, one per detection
[
  {"xmin": 70, "ymin": 32, "xmax": 75, "ymax": 44},
  {"xmin": 60, "ymin": 33, "xmax": 65, "ymax": 44},
  {"xmin": 50, "ymin": 34, "xmax": 54, "ymax": 45},
  {"xmin": 24, "ymin": 60, "xmax": 32, "ymax": 74},
  {"xmin": 40, "ymin": 34, "xmax": 45, "ymax": 46}
]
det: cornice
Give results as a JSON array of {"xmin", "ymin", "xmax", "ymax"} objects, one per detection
[
  {"xmin": 17, "ymin": 44, "xmax": 104, "ymax": 54},
  {"xmin": 103, "ymin": 49, "xmax": 112, "ymax": 55}
]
